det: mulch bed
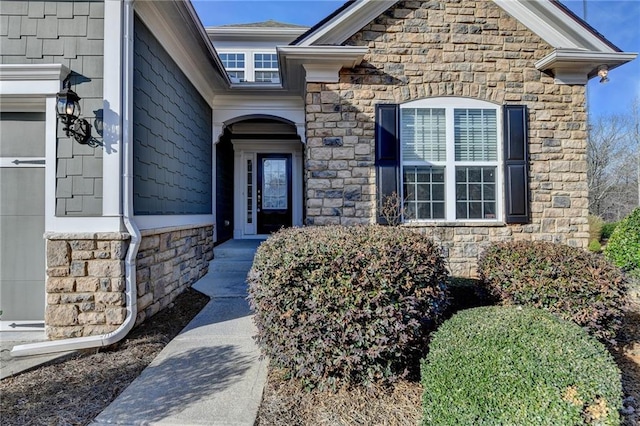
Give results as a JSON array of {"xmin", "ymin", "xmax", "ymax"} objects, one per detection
[
  {"xmin": 257, "ymin": 277, "xmax": 640, "ymax": 426},
  {"xmin": 2, "ymin": 278, "xmax": 638, "ymax": 426},
  {"xmin": 0, "ymin": 288, "xmax": 209, "ymax": 426}
]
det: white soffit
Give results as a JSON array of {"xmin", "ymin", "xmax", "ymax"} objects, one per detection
[{"xmin": 535, "ymin": 49, "xmax": 638, "ymax": 84}]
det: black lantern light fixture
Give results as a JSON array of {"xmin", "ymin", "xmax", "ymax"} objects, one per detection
[
  {"xmin": 597, "ymin": 65, "xmax": 610, "ymax": 84},
  {"xmin": 56, "ymin": 75, "xmax": 96, "ymax": 146}
]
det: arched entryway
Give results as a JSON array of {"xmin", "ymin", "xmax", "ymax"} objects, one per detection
[{"xmin": 215, "ymin": 116, "xmax": 304, "ymax": 243}]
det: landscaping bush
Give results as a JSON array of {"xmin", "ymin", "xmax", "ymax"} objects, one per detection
[
  {"xmin": 601, "ymin": 221, "xmax": 619, "ymax": 240},
  {"xmin": 587, "ymin": 238, "xmax": 602, "ymax": 253},
  {"xmin": 478, "ymin": 240, "xmax": 626, "ymax": 343},
  {"xmin": 604, "ymin": 207, "xmax": 640, "ymax": 273},
  {"xmin": 421, "ymin": 306, "xmax": 623, "ymax": 426},
  {"xmin": 588, "ymin": 214, "xmax": 604, "ymax": 242},
  {"xmin": 248, "ymin": 225, "xmax": 449, "ymax": 389}
]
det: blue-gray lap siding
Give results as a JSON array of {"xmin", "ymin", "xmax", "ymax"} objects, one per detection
[
  {"xmin": 0, "ymin": 0, "xmax": 105, "ymax": 216},
  {"xmin": 132, "ymin": 16, "xmax": 213, "ymax": 215}
]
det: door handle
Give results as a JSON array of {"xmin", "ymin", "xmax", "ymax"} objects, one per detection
[{"xmin": 257, "ymin": 189, "xmax": 261, "ymax": 212}]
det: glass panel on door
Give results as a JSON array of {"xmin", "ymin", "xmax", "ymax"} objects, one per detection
[{"xmin": 262, "ymin": 158, "xmax": 288, "ymax": 210}]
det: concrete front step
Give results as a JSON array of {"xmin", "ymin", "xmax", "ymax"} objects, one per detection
[
  {"xmin": 213, "ymin": 239, "xmax": 262, "ymax": 261},
  {"xmin": 208, "ymin": 260, "xmax": 254, "ymax": 273}
]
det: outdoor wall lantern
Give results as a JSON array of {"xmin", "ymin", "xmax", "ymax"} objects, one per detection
[
  {"xmin": 56, "ymin": 76, "xmax": 100, "ymax": 147},
  {"xmin": 597, "ymin": 65, "xmax": 610, "ymax": 84}
]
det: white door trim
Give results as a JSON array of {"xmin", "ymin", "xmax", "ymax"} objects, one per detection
[{"xmin": 231, "ymin": 139, "xmax": 303, "ymax": 238}]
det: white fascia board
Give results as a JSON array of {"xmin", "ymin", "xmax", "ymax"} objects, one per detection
[
  {"xmin": 278, "ymin": 46, "xmax": 368, "ymax": 69},
  {"xmin": 279, "ymin": 45, "xmax": 368, "ymax": 84},
  {"xmin": 229, "ymin": 82, "xmax": 285, "ymax": 90},
  {"xmin": 535, "ymin": 49, "xmax": 638, "ymax": 84},
  {"xmin": 0, "ymin": 64, "xmax": 69, "ymax": 96},
  {"xmin": 492, "ymin": 0, "xmax": 617, "ymax": 52},
  {"xmin": 207, "ymin": 26, "xmax": 309, "ymax": 43},
  {"xmin": 295, "ymin": 0, "xmax": 399, "ymax": 46}
]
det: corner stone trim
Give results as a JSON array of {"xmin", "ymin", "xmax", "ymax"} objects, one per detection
[{"xmin": 45, "ymin": 232, "xmax": 130, "ymax": 339}]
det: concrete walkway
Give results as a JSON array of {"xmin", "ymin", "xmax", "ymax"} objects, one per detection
[
  {"xmin": 92, "ymin": 239, "xmax": 267, "ymax": 426},
  {"xmin": 0, "ymin": 328, "xmax": 75, "ymax": 380}
]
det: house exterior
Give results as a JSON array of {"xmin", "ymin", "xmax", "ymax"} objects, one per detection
[{"xmin": 0, "ymin": 0, "xmax": 635, "ymax": 346}]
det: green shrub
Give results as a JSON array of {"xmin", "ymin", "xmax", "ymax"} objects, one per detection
[
  {"xmin": 421, "ymin": 306, "xmax": 622, "ymax": 426},
  {"xmin": 604, "ymin": 208, "xmax": 640, "ymax": 273},
  {"xmin": 588, "ymin": 238, "xmax": 602, "ymax": 252},
  {"xmin": 588, "ymin": 214, "xmax": 604, "ymax": 242},
  {"xmin": 601, "ymin": 221, "xmax": 619, "ymax": 240},
  {"xmin": 478, "ymin": 241, "xmax": 626, "ymax": 343},
  {"xmin": 248, "ymin": 225, "xmax": 449, "ymax": 389}
]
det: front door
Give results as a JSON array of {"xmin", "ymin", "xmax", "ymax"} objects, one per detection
[{"xmin": 257, "ymin": 154, "xmax": 292, "ymax": 234}]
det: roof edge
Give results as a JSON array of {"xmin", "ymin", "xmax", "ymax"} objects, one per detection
[
  {"xmin": 291, "ymin": 0, "xmax": 356, "ymax": 45},
  {"xmin": 548, "ymin": 0, "xmax": 622, "ymax": 52},
  {"xmin": 293, "ymin": 0, "xmax": 626, "ymax": 55}
]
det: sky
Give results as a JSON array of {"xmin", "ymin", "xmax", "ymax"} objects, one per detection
[{"xmin": 191, "ymin": 0, "xmax": 640, "ymax": 118}]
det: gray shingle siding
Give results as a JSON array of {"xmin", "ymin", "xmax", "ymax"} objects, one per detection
[
  {"xmin": 133, "ymin": 16, "xmax": 213, "ymax": 216},
  {"xmin": 0, "ymin": 1, "xmax": 105, "ymax": 217}
]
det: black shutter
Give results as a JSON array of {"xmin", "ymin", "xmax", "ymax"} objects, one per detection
[
  {"xmin": 503, "ymin": 105, "xmax": 530, "ymax": 224},
  {"xmin": 375, "ymin": 104, "xmax": 400, "ymax": 224}
]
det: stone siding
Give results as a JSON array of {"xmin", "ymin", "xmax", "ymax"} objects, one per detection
[
  {"xmin": 45, "ymin": 232, "xmax": 129, "ymax": 339},
  {"xmin": 304, "ymin": 0, "xmax": 589, "ymax": 277},
  {"xmin": 0, "ymin": 1, "xmax": 105, "ymax": 216},
  {"xmin": 135, "ymin": 225, "xmax": 214, "ymax": 324},
  {"xmin": 44, "ymin": 224, "xmax": 213, "ymax": 338}
]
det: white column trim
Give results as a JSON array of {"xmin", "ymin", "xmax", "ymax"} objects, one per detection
[
  {"xmin": 44, "ymin": 97, "xmax": 58, "ymax": 232},
  {"xmin": 302, "ymin": 63, "xmax": 343, "ymax": 83},
  {"xmin": 212, "ymin": 113, "xmax": 218, "ymax": 242},
  {"xmin": 102, "ymin": 0, "xmax": 124, "ymax": 217}
]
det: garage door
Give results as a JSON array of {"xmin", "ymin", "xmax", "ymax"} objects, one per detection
[{"xmin": 0, "ymin": 112, "xmax": 46, "ymax": 321}]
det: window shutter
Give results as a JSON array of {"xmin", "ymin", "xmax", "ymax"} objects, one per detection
[
  {"xmin": 375, "ymin": 104, "xmax": 400, "ymax": 224},
  {"xmin": 503, "ymin": 105, "xmax": 530, "ymax": 224}
]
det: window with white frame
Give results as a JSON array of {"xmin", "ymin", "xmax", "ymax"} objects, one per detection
[
  {"xmin": 254, "ymin": 53, "xmax": 279, "ymax": 83},
  {"xmin": 219, "ymin": 53, "xmax": 246, "ymax": 82},
  {"xmin": 400, "ymin": 98, "xmax": 501, "ymax": 221}
]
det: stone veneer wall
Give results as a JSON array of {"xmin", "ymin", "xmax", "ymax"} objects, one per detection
[
  {"xmin": 304, "ymin": 0, "xmax": 589, "ymax": 277},
  {"xmin": 135, "ymin": 225, "xmax": 214, "ymax": 325},
  {"xmin": 45, "ymin": 232, "xmax": 129, "ymax": 339},
  {"xmin": 45, "ymin": 224, "xmax": 213, "ymax": 339}
]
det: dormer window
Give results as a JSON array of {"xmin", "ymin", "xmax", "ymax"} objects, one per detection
[
  {"xmin": 254, "ymin": 53, "xmax": 280, "ymax": 83},
  {"xmin": 219, "ymin": 53, "xmax": 246, "ymax": 82},
  {"xmin": 219, "ymin": 51, "xmax": 280, "ymax": 83}
]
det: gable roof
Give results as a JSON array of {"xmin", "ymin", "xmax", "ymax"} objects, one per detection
[
  {"xmin": 216, "ymin": 20, "xmax": 308, "ymax": 29},
  {"xmin": 289, "ymin": 0, "xmax": 635, "ymax": 84}
]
